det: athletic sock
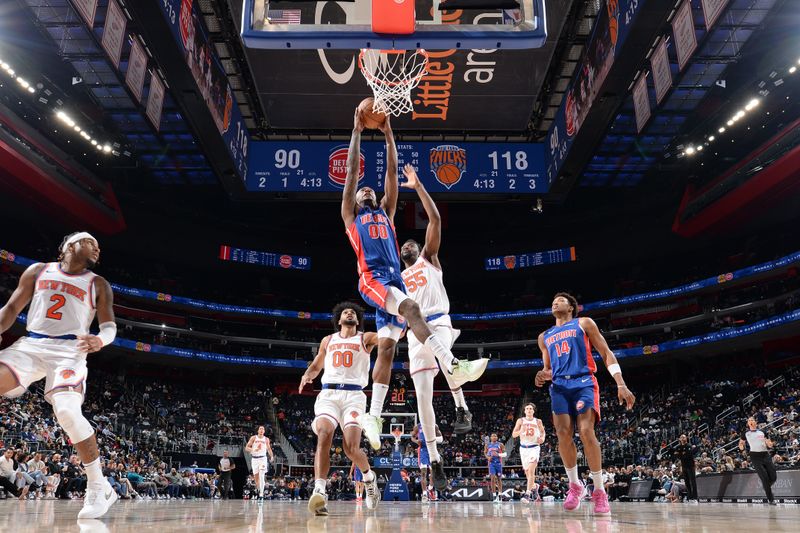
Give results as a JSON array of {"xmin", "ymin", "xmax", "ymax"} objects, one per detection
[
  {"xmin": 314, "ymin": 478, "xmax": 327, "ymax": 494},
  {"xmin": 451, "ymin": 388, "xmax": 467, "ymax": 409},
  {"xmin": 425, "ymin": 438, "xmax": 442, "ymax": 463},
  {"xmin": 370, "ymin": 383, "xmax": 389, "ymax": 417},
  {"xmin": 83, "ymin": 458, "xmax": 103, "ymax": 484},
  {"xmin": 362, "ymin": 469, "xmax": 374, "ymax": 483},
  {"xmin": 566, "ymin": 466, "xmax": 580, "ymax": 485},
  {"xmin": 424, "ymin": 335, "xmax": 457, "ymax": 367},
  {"xmin": 591, "ymin": 471, "xmax": 605, "ymax": 493}
]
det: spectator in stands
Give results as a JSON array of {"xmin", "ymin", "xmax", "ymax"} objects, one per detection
[{"xmin": 0, "ymin": 448, "xmax": 28, "ymax": 499}]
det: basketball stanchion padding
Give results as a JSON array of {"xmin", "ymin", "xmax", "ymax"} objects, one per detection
[{"xmin": 372, "ymin": 0, "xmax": 415, "ymax": 35}]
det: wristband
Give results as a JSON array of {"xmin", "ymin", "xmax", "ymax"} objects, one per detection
[
  {"xmin": 607, "ymin": 363, "xmax": 622, "ymax": 377},
  {"xmin": 97, "ymin": 322, "xmax": 117, "ymax": 347}
]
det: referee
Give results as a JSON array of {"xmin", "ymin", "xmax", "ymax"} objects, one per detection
[
  {"xmin": 739, "ymin": 417, "xmax": 778, "ymax": 505},
  {"xmin": 672, "ymin": 434, "xmax": 698, "ymax": 502}
]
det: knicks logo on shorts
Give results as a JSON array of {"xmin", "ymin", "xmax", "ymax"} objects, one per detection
[
  {"xmin": 60, "ymin": 369, "xmax": 76, "ymax": 380},
  {"xmin": 429, "ymin": 145, "xmax": 466, "ymax": 189},
  {"xmin": 575, "ymin": 400, "xmax": 585, "ymax": 411},
  {"xmin": 329, "ymin": 146, "xmax": 365, "ymax": 188},
  {"xmin": 350, "ymin": 411, "xmax": 359, "ymax": 420}
]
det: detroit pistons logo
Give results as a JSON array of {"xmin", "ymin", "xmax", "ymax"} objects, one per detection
[
  {"xmin": 329, "ymin": 146, "xmax": 365, "ymax": 188},
  {"xmin": 429, "ymin": 145, "xmax": 466, "ymax": 189},
  {"xmin": 279, "ymin": 255, "xmax": 292, "ymax": 268},
  {"xmin": 61, "ymin": 369, "xmax": 76, "ymax": 380},
  {"xmin": 575, "ymin": 400, "xmax": 585, "ymax": 411}
]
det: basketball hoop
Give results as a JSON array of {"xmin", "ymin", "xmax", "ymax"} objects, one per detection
[
  {"xmin": 391, "ymin": 426, "xmax": 404, "ymax": 446},
  {"xmin": 358, "ymin": 49, "xmax": 429, "ymax": 117}
]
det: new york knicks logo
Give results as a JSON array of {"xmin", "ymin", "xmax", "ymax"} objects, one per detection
[
  {"xmin": 350, "ymin": 411, "xmax": 359, "ymax": 420},
  {"xmin": 504, "ymin": 255, "xmax": 516, "ymax": 269},
  {"xmin": 329, "ymin": 146, "xmax": 365, "ymax": 188},
  {"xmin": 429, "ymin": 145, "xmax": 466, "ymax": 189},
  {"xmin": 60, "ymin": 369, "xmax": 76, "ymax": 380}
]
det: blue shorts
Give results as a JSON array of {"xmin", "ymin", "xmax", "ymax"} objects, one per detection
[
  {"xmin": 358, "ymin": 269, "xmax": 407, "ymax": 334},
  {"xmin": 488, "ymin": 461, "xmax": 502, "ymax": 477},
  {"xmin": 418, "ymin": 447, "xmax": 430, "ymax": 468},
  {"xmin": 550, "ymin": 375, "xmax": 600, "ymax": 420},
  {"xmin": 353, "ymin": 467, "xmax": 363, "ymax": 482}
]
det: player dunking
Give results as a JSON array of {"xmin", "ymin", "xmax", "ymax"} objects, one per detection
[
  {"xmin": 0, "ymin": 232, "xmax": 118, "ymax": 519},
  {"xmin": 512, "ymin": 403, "xmax": 545, "ymax": 503},
  {"xmin": 535, "ymin": 292, "xmax": 635, "ymax": 515},
  {"xmin": 411, "ymin": 422, "xmax": 444, "ymax": 502},
  {"xmin": 244, "ymin": 425, "xmax": 274, "ymax": 500},
  {"xmin": 342, "ymin": 108, "xmax": 485, "ymax": 451},
  {"xmin": 299, "ymin": 302, "xmax": 380, "ymax": 515},
  {"xmin": 485, "ymin": 433, "xmax": 506, "ymax": 502},
  {"xmin": 348, "ymin": 463, "xmax": 364, "ymax": 503},
  {"xmin": 400, "ymin": 164, "xmax": 488, "ymax": 437}
]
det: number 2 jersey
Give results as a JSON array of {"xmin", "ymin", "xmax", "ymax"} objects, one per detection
[
  {"xmin": 401, "ymin": 256, "xmax": 449, "ymax": 317},
  {"xmin": 322, "ymin": 332, "xmax": 371, "ymax": 389},
  {"xmin": 543, "ymin": 318, "xmax": 596, "ymax": 379},
  {"xmin": 27, "ymin": 262, "xmax": 98, "ymax": 337}
]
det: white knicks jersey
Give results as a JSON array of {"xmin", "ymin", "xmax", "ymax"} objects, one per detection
[
  {"xmin": 321, "ymin": 332, "xmax": 371, "ymax": 389},
  {"xmin": 519, "ymin": 417, "xmax": 542, "ymax": 445},
  {"xmin": 401, "ymin": 256, "xmax": 449, "ymax": 317},
  {"xmin": 252, "ymin": 435, "xmax": 269, "ymax": 456},
  {"xmin": 27, "ymin": 263, "xmax": 97, "ymax": 337}
]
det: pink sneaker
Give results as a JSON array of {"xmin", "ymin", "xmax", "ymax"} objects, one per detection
[
  {"xmin": 563, "ymin": 482, "xmax": 586, "ymax": 511},
  {"xmin": 591, "ymin": 489, "xmax": 611, "ymax": 515}
]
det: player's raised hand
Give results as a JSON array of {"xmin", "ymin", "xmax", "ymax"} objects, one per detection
[
  {"xmin": 353, "ymin": 108, "xmax": 364, "ymax": 133},
  {"xmin": 400, "ymin": 164, "xmax": 420, "ymax": 189},
  {"xmin": 299, "ymin": 374, "xmax": 314, "ymax": 393},
  {"xmin": 617, "ymin": 385, "xmax": 636, "ymax": 410},
  {"xmin": 534, "ymin": 369, "xmax": 552, "ymax": 388},
  {"xmin": 77, "ymin": 334, "xmax": 104, "ymax": 353},
  {"xmin": 377, "ymin": 112, "xmax": 392, "ymax": 135}
]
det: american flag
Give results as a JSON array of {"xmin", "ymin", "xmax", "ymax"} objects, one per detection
[{"xmin": 267, "ymin": 9, "xmax": 302, "ymax": 25}]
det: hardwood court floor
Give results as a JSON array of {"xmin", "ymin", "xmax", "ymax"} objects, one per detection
[{"xmin": 2, "ymin": 499, "xmax": 799, "ymax": 532}]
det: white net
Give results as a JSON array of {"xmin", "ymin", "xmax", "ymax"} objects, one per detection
[{"xmin": 358, "ymin": 49, "xmax": 429, "ymax": 116}]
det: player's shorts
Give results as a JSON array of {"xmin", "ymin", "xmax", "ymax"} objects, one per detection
[
  {"xmin": 358, "ymin": 269, "xmax": 408, "ymax": 341},
  {"xmin": 251, "ymin": 456, "xmax": 269, "ymax": 474},
  {"xmin": 549, "ymin": 374, "xmax": 601, "ymax": 421},
  {"xmin": 0, "ymin": 336, "xmax": 87, "ymax": 403},
  {"xmin": 520, "ymin": 444, "xmax": 541, "ymax": 466},
  {"xmin": 418, "ymin": 446, "xmax": 430, "ymax": 468},
  {"xmin": 312, "ymin": 389, "xmax": 367, "ymax": 434},
  {"xmin": 353, "ymin": 467, "xmax": 363, "ymax": 482},
  {"xmin": 488, "ymin": 461, "xmax": 503, "ymax": 477},
  {"xmin": 407, "ymin": 314, "xmax": 461, "ymax": 376}
]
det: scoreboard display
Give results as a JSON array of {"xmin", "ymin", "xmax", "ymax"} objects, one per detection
[
  {"xmin": 485, "ymin": 246, "xmax": 576, "ymax": 271},
  {"xmin": 245, "ymin": 141, "xmax": 546, "ymax": 194},
  {"xmin": 219, "ymin": 245, "xmax": 310, "ymax": 271}
]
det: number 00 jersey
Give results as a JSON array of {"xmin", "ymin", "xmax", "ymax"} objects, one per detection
[
  {"xmin": 322, "ymin": 332, "xmax": 371, "ymax": 389},
  {"xmin": 27, "ymin": 262, "xmax": 98, "ymax": 337},
  {"xmin": 401, "ymin": 256, "xmax": 449, "ymax": 317}
]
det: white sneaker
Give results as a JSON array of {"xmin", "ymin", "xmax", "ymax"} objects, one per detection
[
  {"xmin": 364, "ymin": 475, "xmax": 380, "ymax": 510},
  {"xmin": 450, "ymin": 358, "xmax": 490, "ymax": 387},
  {"xmin": 78, "ymin": 481, "xmax": 119, "ymax": 519},
  {"xmin": 308, "ymin": 489, "xmax": 328, "ymax": 516},
  {"xmin": 357, "ymin": 414, "xmax": 384, "ymax": 451}
]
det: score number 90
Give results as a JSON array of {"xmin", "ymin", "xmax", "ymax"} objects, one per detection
[{"xmin": 275, "ymin": 149, "xmax": 301, "ymax": 169}]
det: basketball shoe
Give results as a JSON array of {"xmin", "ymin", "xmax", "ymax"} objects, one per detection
[
  {"xmin": 563, "ymin": 482, "xmax": 586, "ymax": 511},
  {"xmin": 308, "ymin": 489, "xmax": 328, "ymax": 516},
  {"xmin": 453, "ymin": 407, "xmax": 473, "ymax": 434},
  {"xmin": 591, "ymin": 489, "xmax": 611, "ymax": 515},
  {"xmin": 430, "ymin": 461, "xmax": 447, "ymax": 491},
  {"xmin": 357, "ymin": 414, "xmax": 384, "ymax": 450},
  {"xmin": 521, "ymin": 493, "xmax": 530, "ymax": 504},
  {"xmin": 78, "ymin": 479, "xmax": 118, "ymax": 519},
  {"xmin": 449, "ymin": 358, "xmax": 490, "ymax": 387}
]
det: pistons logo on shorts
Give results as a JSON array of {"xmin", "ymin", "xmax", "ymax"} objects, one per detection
[
  {"xmin": 60, "ymin": 369, "xmax": 76, "ymax": 380},
  {"xmin": 575, "ymin": 400, "xmax": 585, "ymax": 411}
]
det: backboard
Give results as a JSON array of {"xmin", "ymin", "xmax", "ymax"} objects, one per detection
[{"xmin": 241, "ymin": 0, "xmax": 547, "ymax": 50}]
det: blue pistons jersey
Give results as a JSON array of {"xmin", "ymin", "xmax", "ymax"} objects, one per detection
[
  {"xmin": 346, "ymin": 206, "xmax": 403, "ymax": 277},
  {"xmin": 543, "ymin": 318, "xmax": 596, "ymax": 379},
  {"xmin": 487, "ymin": 442, "xmax": 502, "ymax": 463}
]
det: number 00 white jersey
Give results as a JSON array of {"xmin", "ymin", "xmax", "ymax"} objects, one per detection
[
  {"xmin": 27, "ymin": 263, "xmax": 97, "ymax": 337},
  {"xmin": 519, "ymin": 417, "xmax": 542, "ymax": 445},
  {"xmin": 401, "ymin": 256, "xmax": 449, "ymax": 317},
  {"xmin": 322, "ymin": 332, "xmax": 371, "ymax": 389}
]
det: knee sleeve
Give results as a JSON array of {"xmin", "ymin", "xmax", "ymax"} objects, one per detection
[
  {"xmin": 385, "ymin": 286, "xmax": 411, "ymax": 315},
  {"xmin": 51, "ymin": 391, "xmax": 95, "ymax": 443}
]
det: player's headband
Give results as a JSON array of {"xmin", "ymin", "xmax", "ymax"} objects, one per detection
[{"xmin": 61, "ymin": 232, "xmax": 97, "ymax": 253}]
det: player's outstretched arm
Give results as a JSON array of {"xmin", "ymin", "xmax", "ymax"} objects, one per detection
[
  {"xmin": 534, "ymin": 333, "xmax": 552, "ymax": 387},
  {"xmin": 299, "ymin": 336, "xmax": 330, "ymax": 392},
  {"xmin": 579, "ymin": 317, "xmax": 636, "ymax": 410},
  {"xmin": 362, "ymin": 332, "xmax": 379, "ymax": 353},
  {"xmin": 511, "ymin": 419, "xmax": 522, "ymax": 439},
  {"xmin": 379, "ymin": 115, "xmax": 398, "ymax": 220},
  {"xmin": 77, "ymin": 277, "xmax": 116, "ymax": 353},
  {"xmin": 266, "ymin": 440, "xmax": 275, "ymax": 461},
  {"xmin": 401, "ymin": 164, "xmax": 442, "ymax": 266},
  {"xmin": 0, "ymin": 263, "xmax": 43, "ymax": 340},
  {"xmin": 536, "ymin": 419, "xmax": 545, "ymax": 444},
  {"xmin": 342, "ymin": 109, "xmax": 364, "ymax": 228},
  {"xmin": 245, "ymin": 435, "xmax": 255, "ymax": 454}
]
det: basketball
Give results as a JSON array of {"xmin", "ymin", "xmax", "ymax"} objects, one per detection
[
  {"xmin": 358, "ymin": 97, "xmax": 386, "ymax": 130},
  {"xmin": 435, "ymin": 164, "xmax": 463, "ymax": 187}
]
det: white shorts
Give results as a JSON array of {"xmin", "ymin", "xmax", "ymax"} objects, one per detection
[
  {"xmin": 520, "ymin": 445, "xmax": 541, "ymax": 466},
  {"xmin": 407, "ymin": 315, "xmax": 460, "ymax": 376},
  {"xmin": 251, "ymin": 456, "xmax": 269, "ymax": 474},
  {"xmin": 0, "ymin": 337, "xmax": 87, "ymax": 402},
  {"xmin": 312, "ymin": 389, "xmax": 366, "ymax": 434}
]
